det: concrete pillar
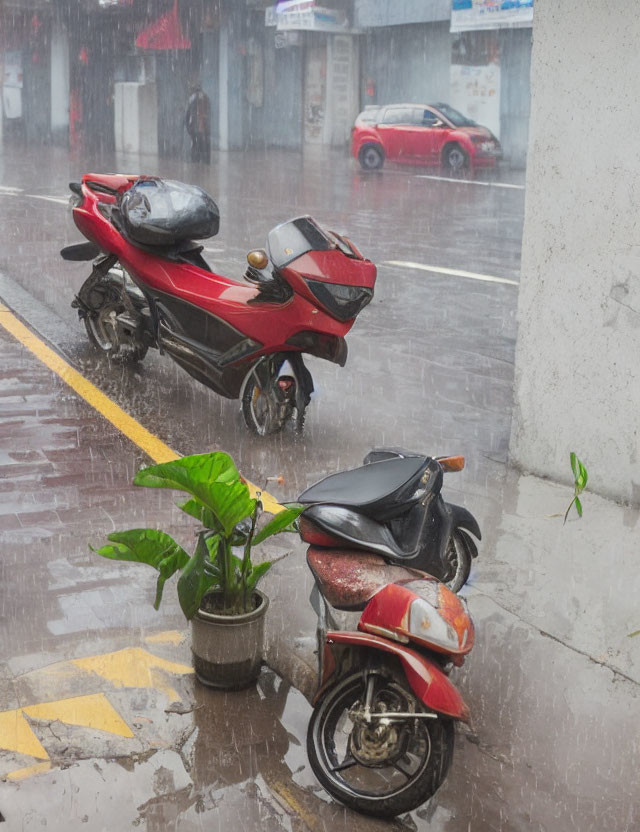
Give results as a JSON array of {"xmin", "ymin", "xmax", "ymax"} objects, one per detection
[
  {"xmin": 50, "ymin": 25, "xmax": 70, "ymax": 145},
  {"xmin": 218, "ymin": 25, "xmax": 229, "ymax": 151},
  {"xmin": 114, "ymin": 82, "xmax": 158, "ymax": 156},
  {"xmin": 325, "ymin": 34, "xmax": 359, "ymax": 146},
  {"xmin": 510, "ymin": 0, "xmax": 640, "ymax": 504}
]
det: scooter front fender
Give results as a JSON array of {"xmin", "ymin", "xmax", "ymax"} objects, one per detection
[{"xmin": 320, "ymin": 630, "xmax": 470, "ymax": 722}]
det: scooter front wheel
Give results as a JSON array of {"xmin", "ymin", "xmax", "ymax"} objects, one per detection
[{"xmin": 307, "ymin": 668, "xmax": 454, "ymax": 818}]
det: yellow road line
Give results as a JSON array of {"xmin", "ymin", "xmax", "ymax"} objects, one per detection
[{"xmin": 0, "ymin": 302, "xmax": 281, "ymax": 513}]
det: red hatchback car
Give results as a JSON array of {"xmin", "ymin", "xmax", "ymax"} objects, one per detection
[{"xmin": 352, "ymin": 102, "xmax": 502, "ymax": 172}]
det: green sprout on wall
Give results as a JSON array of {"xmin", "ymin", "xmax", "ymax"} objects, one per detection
[{"xmin": 564, "ymin": 452, "xmax": 588, "ymax": 524}]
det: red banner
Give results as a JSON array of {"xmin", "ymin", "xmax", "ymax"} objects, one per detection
[{"xmin": 136, "ymin": 0, "xmax": 191, "ymax": 50}]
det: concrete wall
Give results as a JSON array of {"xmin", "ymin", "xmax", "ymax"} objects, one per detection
[
  {"xmin": 510, "ymin": 0, "xmax": 640, "ymax": 505},
  {"xmin": 362, "ymin": 21, "xmax": 451, "ymax": 109}
]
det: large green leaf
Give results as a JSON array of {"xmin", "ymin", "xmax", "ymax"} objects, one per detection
[
  {"xmin": 177, "ymin": 534, "xmax": 220, "ymax": 620},
  {"xmin": 91, "ymin": 529, "xmax": 190, "ymax": 610},
  {"xmin": 134, "ymin": 453, "xmax": 256, "ymax": 535},
  {"xmin": 178, "ymin": 497, "xmax": 219, "ymax": 531},
  {"xmin": 246, "ymin": 561, "xmax": 272, "ymax": 593},
  {"xmin": 251, "ymin": 505, "xmax": 305, "ymax": 546}
]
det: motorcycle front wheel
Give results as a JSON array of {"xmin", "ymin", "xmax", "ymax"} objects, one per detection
[
  {"xmin": 307, "ymin": 668, "xmax": 454, "ymax": 818},
  {"xmin": 241, "ymin": 360, "xmax": 300, "ymax": 435}
]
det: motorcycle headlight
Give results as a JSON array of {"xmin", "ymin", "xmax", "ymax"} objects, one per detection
[
  {"xmin": 304, "ymin": 279, "xmax": 373, "ymax": 322},
  {"xmin": 408, "ymin": 598, "xmax": 462, "ymax": 653}
]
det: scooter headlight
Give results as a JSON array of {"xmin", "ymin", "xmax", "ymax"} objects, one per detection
[
  {"xmin": 408, "ymin": 598, "xmax": 461, "ymax": 653},
  {"xmin": 304, "ymin": 279, "xmax": 373, "ymax": 322}
]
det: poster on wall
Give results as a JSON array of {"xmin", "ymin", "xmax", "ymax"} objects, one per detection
[
  {"xmin": 451, "ymin": 0, "xmax": 533, "ymax": 32},
  {"xmin": 449, "ymin": 63, "xmax": 501, "ymax": 138},
  {"xmin": 2, "ymin": 51, "xmax": 23, "ymax": 120}
]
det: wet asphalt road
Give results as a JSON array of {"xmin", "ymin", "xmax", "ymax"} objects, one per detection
[
  {"xmin": 0, "ymin": 143, "xmax": 521, "ymax": 502},
  {"xmin": 1, "ymin": 144, "xmax": 637, "ymax": 830}
]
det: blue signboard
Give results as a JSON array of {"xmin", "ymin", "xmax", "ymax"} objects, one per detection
[{"xmin": 451, "ymin": 0, "xmax": 533, "ymax": 31}]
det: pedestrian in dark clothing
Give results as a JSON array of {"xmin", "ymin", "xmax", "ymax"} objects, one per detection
[{"xmin": 185, "ymin": 83, "xmax": 211, "ymax": 163}]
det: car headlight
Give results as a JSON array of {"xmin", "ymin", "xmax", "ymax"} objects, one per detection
[{"xmin": 304, "ymin": 279, "xmax": 373, "ymax": 322}]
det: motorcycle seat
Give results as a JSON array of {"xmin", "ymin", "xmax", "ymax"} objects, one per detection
[
  {"xmin": 307, "ymin": 547, "xmax": 425, "ymax": 611},
  {"xmin": 298, "ymin": 456, "xmax": 431, "ymax": 519}
]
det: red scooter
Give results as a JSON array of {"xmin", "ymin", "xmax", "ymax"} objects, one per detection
[
  {"xmin": 299, "ymin": 450, "xmax": 476, "ymax": 817},
  {"xmin": 62, "ymin": 174, "xmax": 376, "ymax": 434}
]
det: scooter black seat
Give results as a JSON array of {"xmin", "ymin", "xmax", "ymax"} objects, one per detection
[{"xmin": 298, "ymin": 456, "xmax": 428, "ymax": 518}]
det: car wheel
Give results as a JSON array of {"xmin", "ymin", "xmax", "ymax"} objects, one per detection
[
  {"xmin": 442, "ymin": 144, "xmax": 469, "ymax": 173},
  {"xmin": 358, "ymin": 144, "xmax": 384, "ymax": 171}
]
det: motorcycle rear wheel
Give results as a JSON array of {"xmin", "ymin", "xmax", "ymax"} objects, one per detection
[
  {"xmin": 83, "ymin": 277, "xmax": 148, "ymax": 364},
  {"xmin": 307, "ymin": 667, "xmax": 454, "ymax": 818}
]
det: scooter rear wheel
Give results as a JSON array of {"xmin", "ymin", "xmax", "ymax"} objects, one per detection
[
  {"xmin": 307, "ymin": 667, "xmax": 454, "ymax": 818},
  {"xmin": 443, "ymin": 530, "xmax": 472, "ymax": 594}
]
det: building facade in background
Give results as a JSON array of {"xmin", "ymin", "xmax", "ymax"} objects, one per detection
[
  {"xmin": 0, "ymin": 0, "xmax": 533, "ymax": 167},
  {"xmin": 356, "ymin": 0, "xmax": 532, "ymax": 167}
]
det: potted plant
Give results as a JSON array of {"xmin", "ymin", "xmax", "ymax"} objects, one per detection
[{"xmin": 92, "ymin": 451, "xmax": 303, "ymax": 689}]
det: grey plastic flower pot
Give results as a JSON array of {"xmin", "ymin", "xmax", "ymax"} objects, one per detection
[{"xmin": 190, "ymin": 590, "xmax": 269, "ymax": 689}]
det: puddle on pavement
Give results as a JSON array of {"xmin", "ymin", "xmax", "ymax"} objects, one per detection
[{"xmin": 3, "ymin": 668, "xmax": 406, "ymax": 831}]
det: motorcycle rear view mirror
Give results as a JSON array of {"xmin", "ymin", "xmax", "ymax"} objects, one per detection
[
  {"xmin": 247, "ymin": 249, "xmax": 269, "ymax": 270},
  {"xmin": 438, "ymin": 456, "xmax": 465, "ymax": 472}
]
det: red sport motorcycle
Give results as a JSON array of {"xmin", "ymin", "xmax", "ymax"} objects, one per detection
[
  {"xmin": 298, "ymin": 449, "xmax": 477, "ymax": 817},
  {"xmin": 62, "ymin": 174, "xmax": 376, "ymax": 434}
]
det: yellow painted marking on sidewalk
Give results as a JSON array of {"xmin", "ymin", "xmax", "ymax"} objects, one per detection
[
  {"xmin": 0, "ymin": 709, "xmax": 49, "ymax": 760},
  {"xmin": 72, "ymin": 647, "xmax": 193, "ymax": 703},
  {"xmin": 145, "ymin": 630, "xmax": 186, "ymax": 645},
  {"xmin": 23, "ymin": 693, "xmax": 134, "ymax": 739},
  {"xmin": 0, "ymin": 302, "xmax": 282, "ymax": 513},
  {"xmin": 266, "ymin": 778, "xmax": 321, "ymax": 832},
  {"xmin": 6, "ymin": 761, "xmax": 52, "ymax": 781}
]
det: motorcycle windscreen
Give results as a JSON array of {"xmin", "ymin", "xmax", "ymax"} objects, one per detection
[{"xmin": 267, "ymin": 216, "xmax": 334, "ymax": 268}]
